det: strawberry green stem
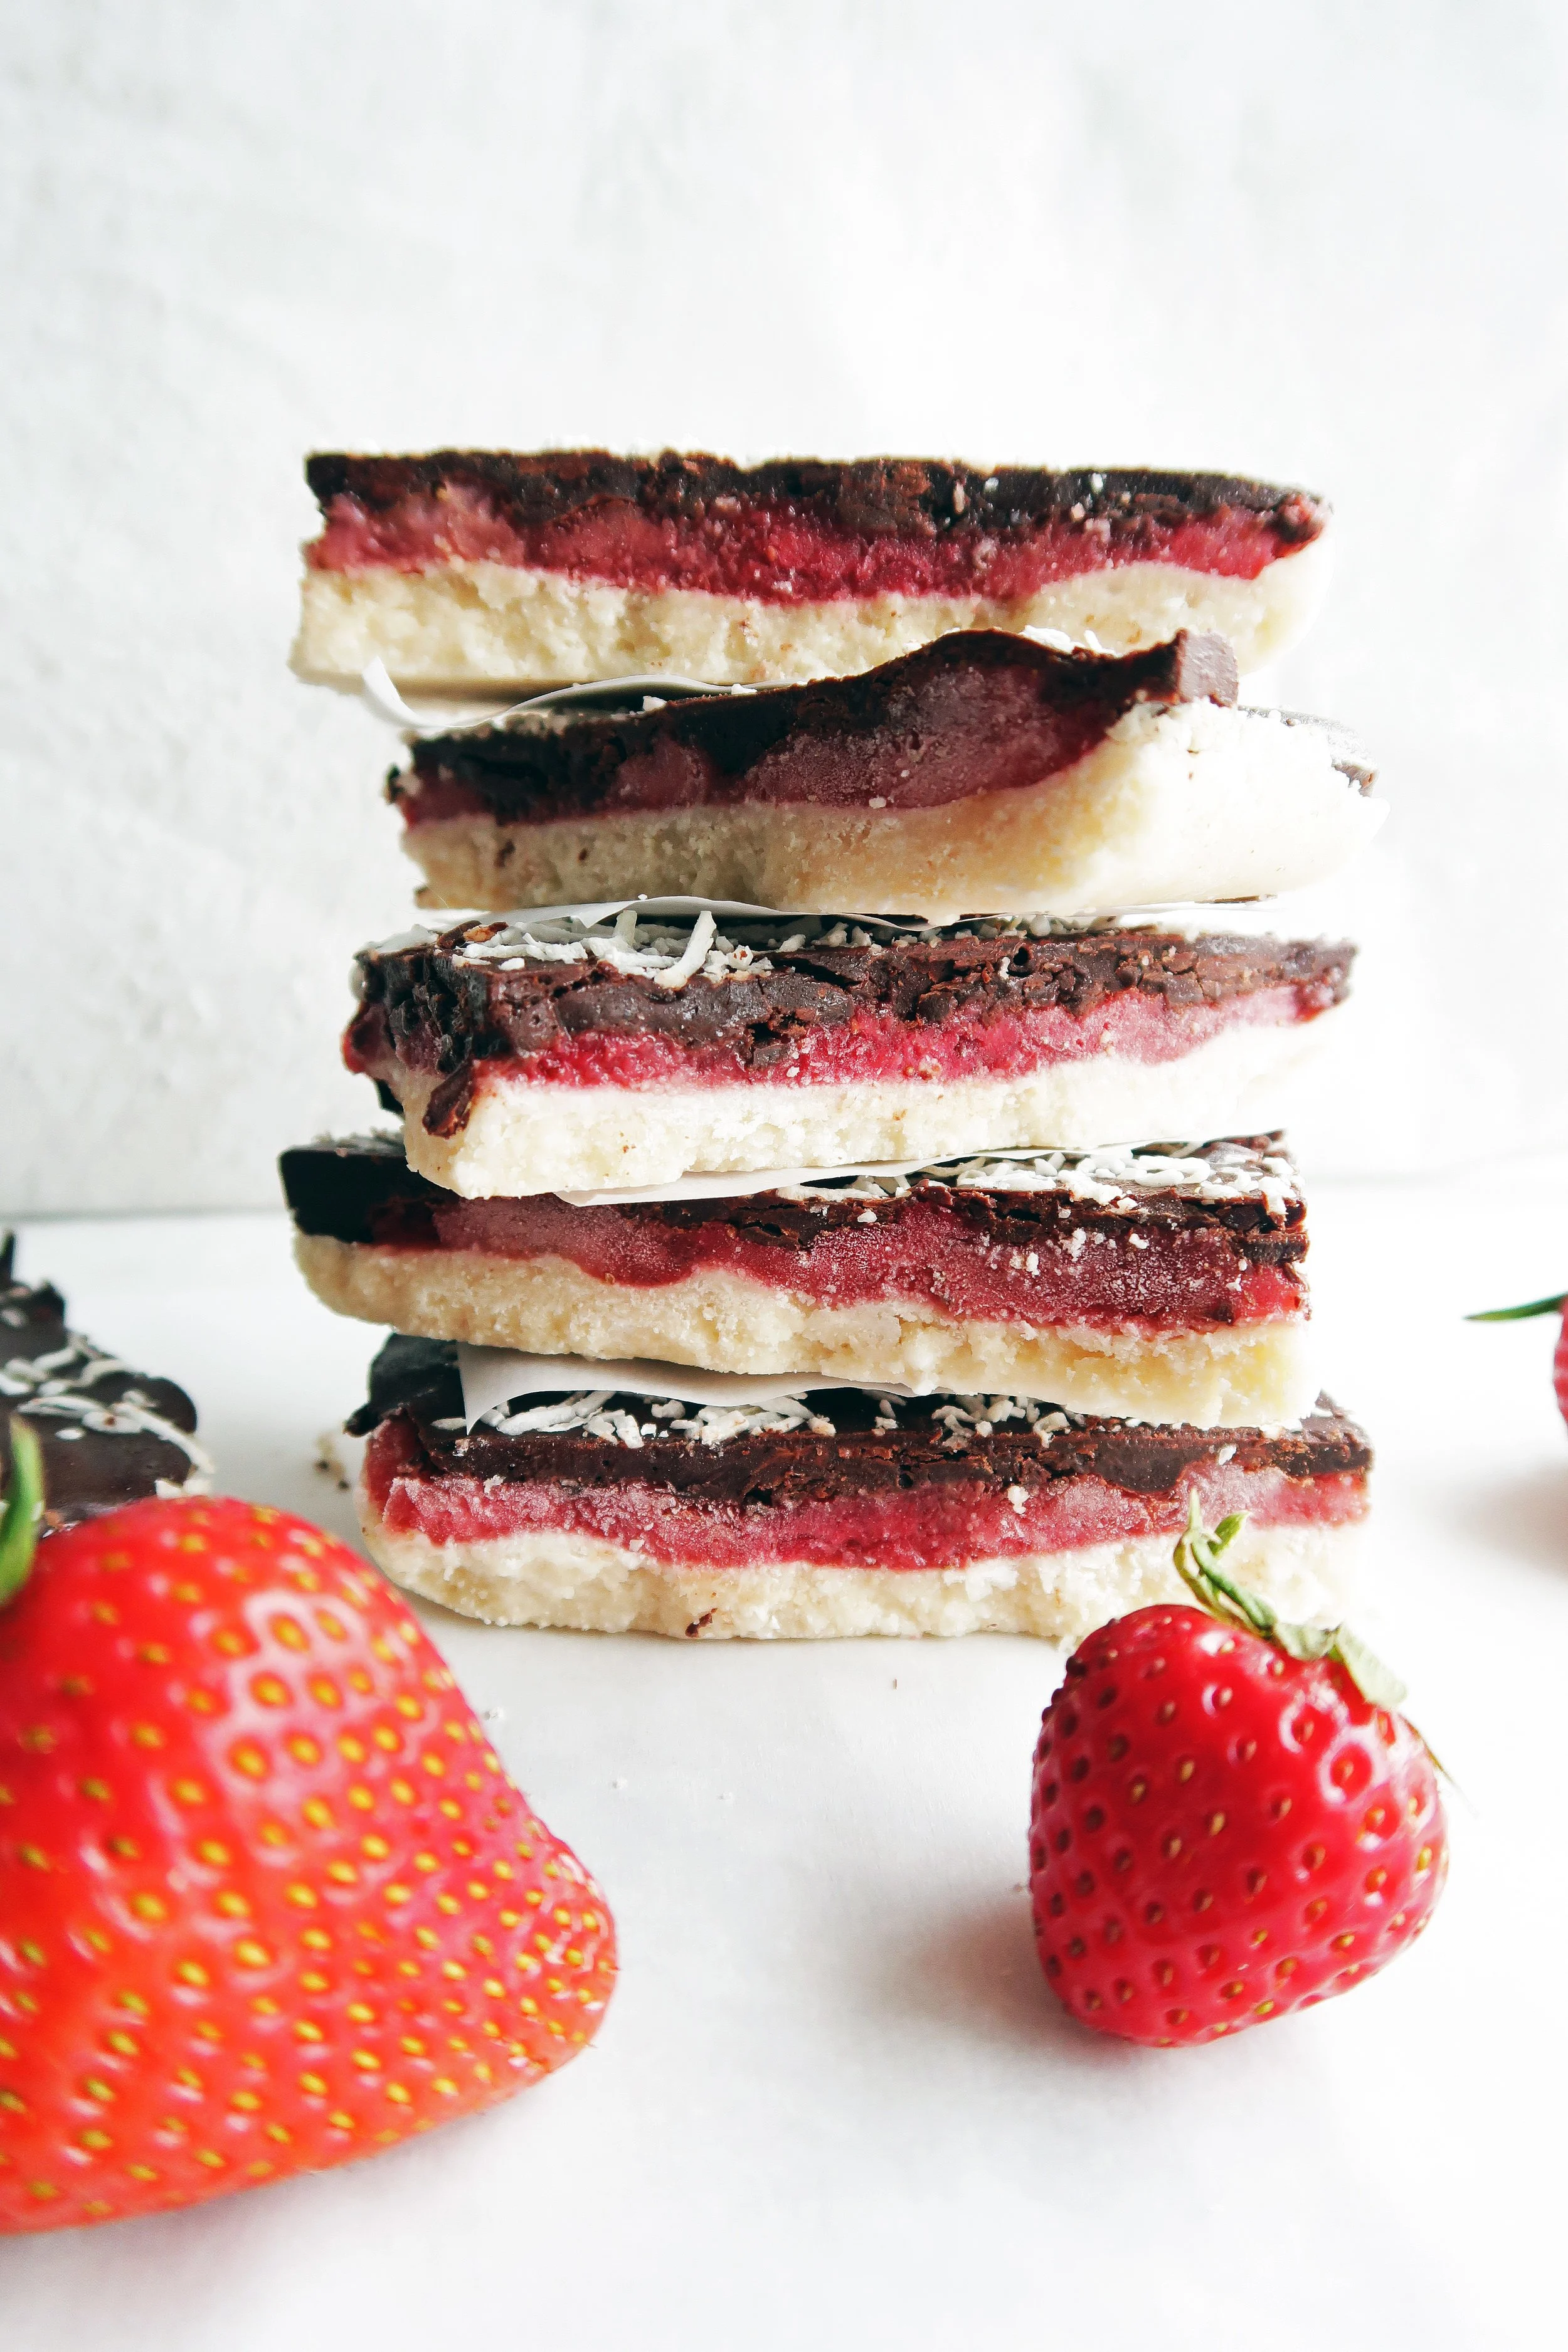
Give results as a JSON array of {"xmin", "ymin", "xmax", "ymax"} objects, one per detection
[
  {"xmin": 0, "ymin": 1416, "xmax": 44, "ymax": 1608},
  {"xmin": 1171, "ymin": 1493, "xmax": 1409, "ymax": 1712},
  {"xmin": 1466, "ymin": 1293, "xmax": 1567, "ymax": 1322}
]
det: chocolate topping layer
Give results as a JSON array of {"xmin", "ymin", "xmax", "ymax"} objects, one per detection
[
  {"xmin": 284, "ymin": 1135, "xmax": 452, "ymax": 1241},
  {"xmin": 398, "ymin": 630, "xmax": 1247, "ymax": 824},
  {"xmin": 351, "ymin": 1336, "xmax": 1368, "ymax": 1507},
  {"xmin": 348, "ymin": 918, "xmax": 1355, "ymax": 1136},
  {"xmin": 0, "ymin": 1235, "xmax": 210, "ymax": 1530},
  {"xmin": 283, "ymin": 1133, "xmax": 1306, "ymax": 1266},
  {"xmin": 307, "ymin": 451, "xmax": 1327, "ymax": 550}
]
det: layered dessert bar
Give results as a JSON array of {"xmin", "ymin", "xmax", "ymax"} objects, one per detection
[
  {"xmin": 295, "ymin": 451, "xmax": 1330, "ymax": 691},
  {"xmin": 344, "ymin": 908, "xmax": 1353, "ymax": 1197},
  {"xmin": 348, "ymin": 1337, "xmax": 1369, "ymax": 1641},
  {"xmin": 0, "ymin": 1236, "xmax": 213, "ymax": 1528},
  {"xmin": 284, "ymin": 1134, "xmax": 1315, "ymax": 1429},
  {"xmin": 393, "ymin": 630, "xmax": 1377, "ymax": 922}
]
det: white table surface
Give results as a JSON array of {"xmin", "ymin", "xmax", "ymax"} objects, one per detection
[{"xmin": 4, "ymin": 1168, "xmax": 1568, "ymax": 2352}]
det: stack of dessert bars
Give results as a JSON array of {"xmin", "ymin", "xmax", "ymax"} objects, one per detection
[{"xmin": 282, "ymin": 453, "xmax": 1375, "ymax": 1643}]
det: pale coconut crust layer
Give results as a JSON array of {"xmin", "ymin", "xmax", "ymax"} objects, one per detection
[
  {"xmin": 294, "ymin": 539, "xmax": 1330, "ymax": 692},
  {"xmin": 406, "ymin": 696, "xmax": 1378, "ymax": 922},
  {"xmin": 357, "ymin": 1493, "xmax": 1362, "ymax": 1642},
  {"xmin": 297, "ymin": 1232, "xmax": 1316, "ymax": 1429},
  {"xmin": 386, "ymin": 1008, "xmax": 1345, "ymax": 1197}
]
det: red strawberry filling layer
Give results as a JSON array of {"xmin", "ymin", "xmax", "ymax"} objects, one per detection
[
  {"xmin": 309, "ymin": 487, "xmax": 1288, "ymax": 603},
  {"xmin": 349, "ymin": 984, "xmax": 1313, "ymax": 1099},
  {"xmin": 365, "ymin": 1416, "xmax": 1364, "ymax": 1575},
  {"xmin": 368, "ymin": 1192, "xmax": 1303, "ymax": 1333}
]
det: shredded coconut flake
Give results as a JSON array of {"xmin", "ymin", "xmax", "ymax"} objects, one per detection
[
  {"xmin": 398, "ymin": 904, "xmax": 1184, "ymax": 999},
  {"xmin": 471, "ymin": 1383, "xmax": 1097, "ymax": 1451},
  {"xmin": 778, "ymin": 1136, "xmax": 1299, "ymax": 1216}
]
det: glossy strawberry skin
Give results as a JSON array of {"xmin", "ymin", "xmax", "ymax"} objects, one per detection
[
  {"xmin": 1029, "ymin": 1604, "xmax": 1446, "ymax": 2046},
  {"xmin": 1554, "ymin": 1306, "xmax": 1568, "ymax": 1429},
  {"xmin": 0, "ymin": 1499, "xmax": 615, "ymax": 2233}
]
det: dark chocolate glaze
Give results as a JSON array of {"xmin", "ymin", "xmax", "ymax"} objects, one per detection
[
  {"xmin": 349, "ymin": 1333, "xmax": 457, "ymax": 1436},
  {"xmin": 282, "ymin": 1133, "xmax": 1306, "ymax": 1266},
  {"xmin": 307, "ymin": 450, "xmax": 1327, "ymax": 549},
  {"xmin": 350, "ymin": 1336, "xmax": 1369, "ymax": 1507},
  {"xmin": 0, "ymin": 1234, "xmax": 209, "ymax": 1532},
  {"xmin": 347, "ymin": 923, "xmax": 1355, "ymax": 1138},
  {"xmin": 396, "ymin": 630, "xmax": 1246, "ymax": 825},
  {"xmin": 283, "ymin": 1135, "xmax": 451, "ymax": 1240}
]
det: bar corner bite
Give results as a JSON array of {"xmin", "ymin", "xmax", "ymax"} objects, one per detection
[{"xmin": 0, "ymin": 1234, "xmax": 213, "ymax": 1528}]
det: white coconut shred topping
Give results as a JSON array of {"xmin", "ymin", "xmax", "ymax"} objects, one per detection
[
  {"xmin": 448, "ymin": 906, "xmax": 776, "ymax": 988},
  {"xmin": 778, "ymin": 1138, "xmax": 1299, "ymax": 1216},
  {"xmin": 476, "ymin": 1388, "xmax": 1083, "ymax": 1449},
  {"xmin": 1, "ymin": 1337, "xmax": 215, "ymax": 1482},
  {"xmin": 373, "ymin": 903, "xmax": 1168, "ymax": 997}
]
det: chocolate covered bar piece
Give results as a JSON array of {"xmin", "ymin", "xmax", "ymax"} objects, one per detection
[
  {"xmin": 295, "ymin": 450, "xmax": 1330, "ymax": 691},
  {"xmin": 345, "ymin": 908, "xmax": 1354, "ymax": 1198},
  {"xmin": 284, "ymin": 1133, "xmax": 1316, "ymax": 1430},
  {"xmin": 0, "ymin": 1237, "xmax": 212, "ymax": 1528},
  {"xmin": 348, "ymin": 1337, "xmax": 1369, "ymax": 1641},
  {"xmin": 395, "ymin": 630, "xmax": 1377, "ymax": 923}
]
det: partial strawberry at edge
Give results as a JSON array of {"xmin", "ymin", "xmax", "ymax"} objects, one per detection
[
  {"xmin": 1466, "ymin": 1290, "xmax": 1568, "ymax": 1431},
  {"xmin": 1, "ymin": 1485, "xmax": 615, "ymax": 2233},
  {"xmin": 1029, "ymin": 1512, "xmax": 1446, "ymax": 2047}
]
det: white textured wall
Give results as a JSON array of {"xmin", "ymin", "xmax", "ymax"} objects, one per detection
[{"xmin": 3, "ymin": 1, "xmax": 1565, "ymax": 1212}]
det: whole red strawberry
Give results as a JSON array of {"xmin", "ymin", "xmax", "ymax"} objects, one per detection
[
  {"xmin": 1029, "ymin": 1502, "xmax": 1446, "ymax": 2045},
  {"xmin": 1468, "ymin": 1291, "xmax": 1568, "ymax": 1429},
  {"xmin": 0, "ymin": 1430, "xmax": 615, "ymax": 2232}
]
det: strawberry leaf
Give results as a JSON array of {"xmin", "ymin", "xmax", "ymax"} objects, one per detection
[
  {"xmin": 1466, "ymin": 1292, "xmax": 1567, "ymax": 1322},
  {"xmin": 1330, "ymin": 1624, "xmax": 1408, "ymax": 1712},
  {"xmin": 1271, "ymin": 1620, "xmax": 1339, "ymax": 1663},
  {"xmin": 0, "ymin": 1416, "xmax": 44, "ymax": 1608},
  {"xmin": 1171, "ymin": 1494, "xmax": 1412, "ymax": 1719}
]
